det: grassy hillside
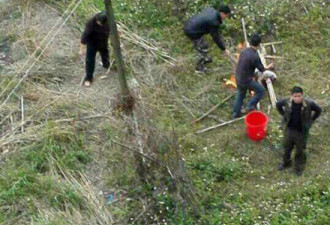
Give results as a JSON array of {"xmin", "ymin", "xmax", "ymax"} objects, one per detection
[{"xmin": 0, "ymin": 0, "xmax": 329, "ymax": 224}]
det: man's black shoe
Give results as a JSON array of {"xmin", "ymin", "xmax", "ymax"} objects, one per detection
[
  {"xmin": 241, "ymin": 108, "xmax": 255, "ymax": 115},
  {"xmin": 195, "ymin": 67, "xmax": 207, "ymax": 74},
  {"xmin": 278, "ymin": 162, "xmax": 292, "ymax": 171},
  {"xmin": 204, "ymin": 57, "xmax": 213, "ymax": 64},
  {"xmin": 295, "ymin": 169, "xmax": 303, "ymax": 176},
  {"xmin": 232, "ymin": 113, "xmax": 241, "ymax": 119}
]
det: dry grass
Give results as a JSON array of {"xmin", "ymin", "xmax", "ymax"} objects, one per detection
[
  {"xmin": 0, "ymin": 1, "xmax": 190, "ymax": 224},
  {"xmin": 1, "ymin": 0, "xmax": 329, "ymax": 224}
]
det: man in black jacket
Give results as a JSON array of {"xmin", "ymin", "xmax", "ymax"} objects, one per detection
[
  {"xmin": 276, "ymin": 86, "xmax": 322, "ymax": 176},
  {"xmin": 79, "ymin": 12, "xmax": 110, "ymax": 87},
  {"xmin": 233, "ymin": 33, "xmax": 274, "ymax": 118},
  {"xmin": 183, "ymin": 5, "xmax": 231, "ymax": 73}
]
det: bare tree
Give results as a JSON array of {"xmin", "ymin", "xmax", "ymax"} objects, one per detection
[{"xmin": 104, "ymin": 0, "xmax": 134, "ymax": 112}]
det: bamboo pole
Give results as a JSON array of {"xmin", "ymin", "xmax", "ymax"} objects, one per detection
[
  {"xmin": 261, "ymin": 41, "xmax": 283, "ymax": 46},
  {"xmin": 192, "ymin": 94, "xmax": 234, "ymax": 124},
  {"xmin": 258, "ymin": 46, "xmax": 277, "ymax": 108},
  {"xmin": 195, "ymin": 116, "xmax": 245, "ymax": 134},
  {"xmin": 20, "ymin": 96, "xmax": 24, "ymax": 133},
  {"xmin": 265, "ymin": 55, "xmax": 284, "ymax": 59},
  {"xmin": 242, "ymin": 18, "xmax": 249, "ymax": 47}
]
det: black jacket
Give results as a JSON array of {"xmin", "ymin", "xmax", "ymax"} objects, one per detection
[
  {"xmin": 235, "ymin": 47, "xmax": 265, "ymax": 85},
  {"xmin": 81, "ymin": 13, "xmax": 110, "ymax": 49},
  {"xmin": 276, "ymin": 97, "xmax": 322, "ymax": 133},
  {"xmin": 183, "ymin": 7, "xmax": 226, "ymax": 50}
]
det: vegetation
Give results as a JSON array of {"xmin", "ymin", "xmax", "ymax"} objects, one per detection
[{"xmin": 0, "ymin": 0, "xmax": 329, "ymax": 224}]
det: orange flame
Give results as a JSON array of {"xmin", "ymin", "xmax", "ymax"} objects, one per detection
[
  {"xmin": 237, "ymin": 42, "xmax": 244, "ymax": 50},
  {"xmin": 235, "ymin": 41, "xmax": 246, "ymax": 59},
  {"xmin": 224, "ymin": 42, "xmax": 247, "ymax": 89},
  {"xmin": 224, "ymin": 74, "xmax": 237, "ymax": 89}
]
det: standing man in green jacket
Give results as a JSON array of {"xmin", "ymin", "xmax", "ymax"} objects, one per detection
[{"xmin": 276, "ymin": 86, "xmax": 322, "ymax": 176}]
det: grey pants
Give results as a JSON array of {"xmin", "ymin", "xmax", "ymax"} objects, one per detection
[{"xmin": 192, "ymin": 37, "xmax": 211, "ymax": 71}]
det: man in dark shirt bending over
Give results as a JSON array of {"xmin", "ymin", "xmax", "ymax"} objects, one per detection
[
  {"xmin": 184, "ymin": 5, "xmax": 231, "ymax": 73},
  {"xmin": 79, "ymin": 12, "xmax": 110, "ymax": 87},
  {"xmin": 276, "ymin": 86, "xmax": 322, "ymax": 176},
  {"xmin": 233, "ymin": 33, "xmax": 274, "ymax": 118}
]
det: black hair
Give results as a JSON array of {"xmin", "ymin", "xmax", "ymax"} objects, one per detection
[
  {"xmin": 218, "ymin": 5, "xmax": 231, "ymax": 14},
  {"xmin": 250, "ymin": 33, "xmax": 262, "ymax": 47},
  {"xmin": 96, "ymin": 12, "xmax": 108, "ymax": 25},
  {"xmin": 291, "ymin": 86, "xmax": 304, "ymax": 94}
]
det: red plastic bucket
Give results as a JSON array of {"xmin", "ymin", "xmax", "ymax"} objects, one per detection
[{"xmin": 245, "ymin": 111, "xmax": 268, "ymax": 141}]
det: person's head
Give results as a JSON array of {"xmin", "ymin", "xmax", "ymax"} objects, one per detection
[
  {"xmin": 250, "ymin": 33, "xmax": 262, "ymax": 47},
  {"xmin": 96, "ymin": 12, "xmax": 108, "ymax": 26},
  {"xmin": 291, "ymin": 86, "xmax": 304, "ymax": 104},
  {"xmin": 219, "ymin": 5, "xmax": 231, "ymax": 19}
]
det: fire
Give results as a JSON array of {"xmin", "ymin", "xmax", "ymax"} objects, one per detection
[
  {"xmin": 237, "ymin": 42, "xmax": 245, "ymax": 50},
  {"xmin": 235, "ymin": 41, "xmax": 246, "ymax": 59},
  {"xmin": 224, "ymin": 42, "xmax": 245, "ymax": 89},
  {"xmin": 224, "ymin": 74, "xmax": 237, "ymax": 89}
]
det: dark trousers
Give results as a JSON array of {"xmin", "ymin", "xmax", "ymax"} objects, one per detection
[
  {"xmin": 283, "ymin": 129, "xmax": 308, "ymax": 171},
  {"xmin": 184, "ymin": 30, "xmax": 211, "ymax": 71},
  {"xmin": 85, "ymin": 44, "xmax": 110, "ymax": 82},
  {"xmin": 233, "ymin": 81, "xmax": 265, "ymax": 117}
]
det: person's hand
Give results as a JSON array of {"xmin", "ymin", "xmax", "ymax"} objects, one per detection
[
  {"xmin": 267, "ymin": 62, "xmax": 274, "ymax": 70},
  {"xmin": 79, "ymin": 44, "xmax": 86, "ymax": 57},
  {"xmin": 223, "ymin": 49, "xmax": 230, "ymax": 56}
]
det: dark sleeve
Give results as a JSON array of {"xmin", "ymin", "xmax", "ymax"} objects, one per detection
[
  {"xmin": 255, "ymin": 56, "xmax": 265, "ymax": 73},
  {"xmin": 276, "ymin": 99, "xmax": 286, "ymax": 116},
  {"xmin": 81, "ymin": 21, "xmax": 93, "ymax": 44},
  {"xmin": 209, "ymin": 26, "xmax": 226, "ymax": 51},
  {"xmin": 310, "ymin": 101, "xmax": 322, "ymax": 121}
]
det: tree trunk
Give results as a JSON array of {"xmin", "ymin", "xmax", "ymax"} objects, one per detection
[{"xmin": 104, "ymin": 0, "xmax": 134, "ymax": 112}]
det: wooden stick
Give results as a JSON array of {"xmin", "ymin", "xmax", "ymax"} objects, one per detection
[
  {"xmin": 259, "ymin": 45, "xmax": 278, "ymax": 108},
  {"xmin": 267, "ymin": 105, "xmax": 272, "ymax": 115},
  {"xmin": 261, "ymin": 41, "xmax": 283, "ymax": 46},
  {"xmin": 20, "ymin": 96, "xmax": 24, "ymax": 133},
  {"xmin": 265, "ymin": 55, "xmax": 284, "ymax": 59},
  {"xmin": 271, "ymin": 45, "xmax": 277, "ymax": 54},
  {"xmin": 241, "ymin": 18, "xmax": 249, "ymax": 47},
  {"xmin": 259, "ymin": 46, "xmax": 268, "ymax": 65},
  {"xmin": 207, "ymin": 115, "xmax": 226, "ymax": 123},
  {"xmin": 266, "ymin": 78, "xmax": 277, "ymax": 108},
  {"xmin": 181, "ymin": 101, "xmax": 195, "ymax": 118},
  {"xmin": 54, "ymin": 114, "xmax": 110, "ymax": 123},
  {"xmin": 195, "ymin": 116, "xmax": 245, "ymax": 134},
  {"xmin": 193, "ymin": 94, "xmax": 234, "ymax": 124}
]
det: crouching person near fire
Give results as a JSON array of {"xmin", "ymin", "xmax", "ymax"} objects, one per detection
[{"xmin": 276, "ymin": 86, "xmax": 322, "ymax": 176}]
